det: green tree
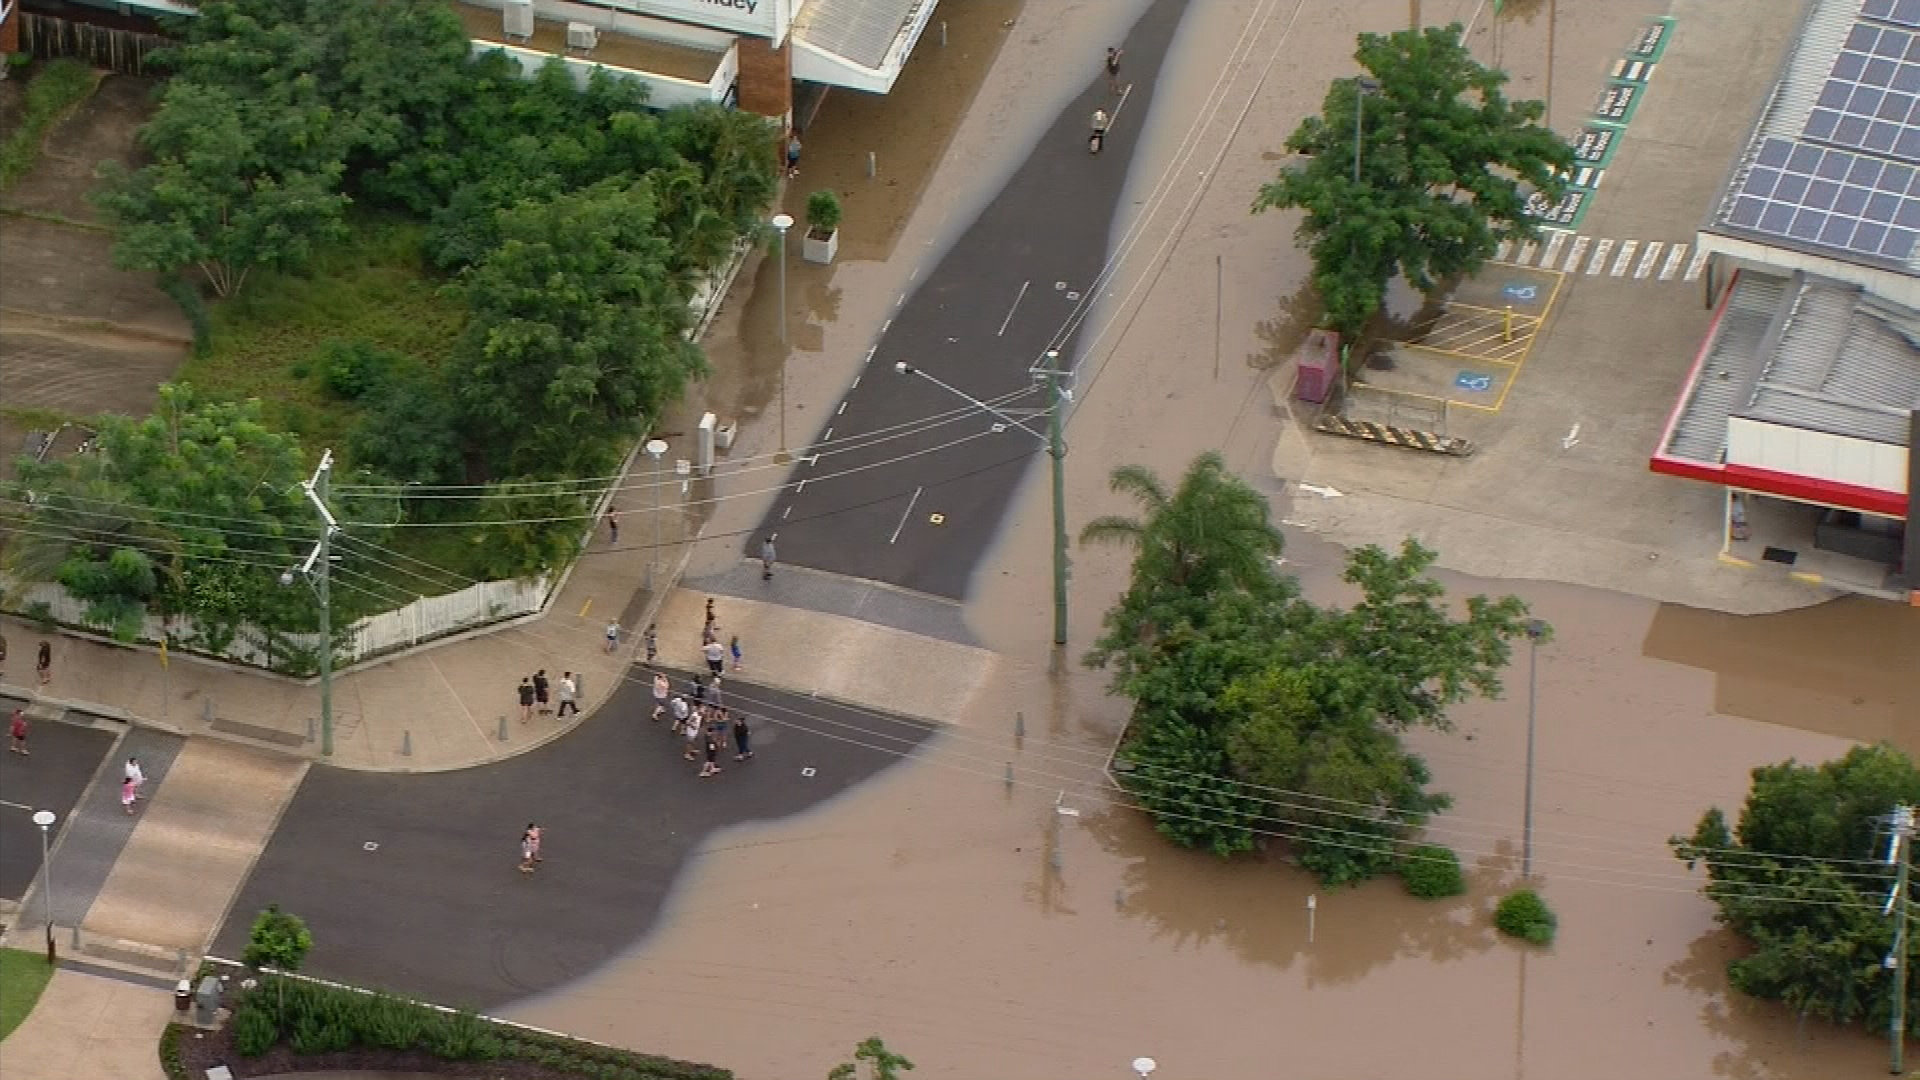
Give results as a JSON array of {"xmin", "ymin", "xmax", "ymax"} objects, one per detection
[
  {"xmin": 829, "ymin": 1037, "xmax": 913, "ymax": 1080},
  {"xmin": 242, "ymin": 904, "xmax": 313, "ymax": 972},
  {"xmin": 93, "ymin": 77, "xmax": 349, "ymax": 297},
  {"xmin": 447, "ymin": 179, "xmax": 704, "ymax": 479},
  {"xmin": 1672, "ymin": 745, "xmax": 1920, "ymax": 1030},
  {"xmin": 1252, "ymin": 23, "xmax": 1571, "ymax": 338},
  {"xmin": 1494, "ymin": 888, "xmax": 1557, "ymax": 945}
]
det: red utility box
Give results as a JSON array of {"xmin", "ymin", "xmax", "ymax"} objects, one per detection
[{"xmin": 1294, "ymin": 329, "xmax": 1340, "ymax": 404}]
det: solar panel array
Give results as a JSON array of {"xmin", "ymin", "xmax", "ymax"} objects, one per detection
[
  {"xmin": 1727, "ymin": 4, "xmax": 1920, "ymax": 263},
  {"xmin": 1726, "ymin": 137, "xmax": 1920, "ymax": 261}
]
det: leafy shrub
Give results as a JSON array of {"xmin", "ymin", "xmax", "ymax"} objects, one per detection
[
  {"xmin": 1494, "ymin": 888, "xmax": 1557, "ymax": 944},
  {"xmin": 1399, "ymin": 844, "xmax": 1467, "ymax": 898},
  {"xmin": 231, "ymin": 1001, "xmax": 279, "ymax": 1057},
  {"xmin": 290, "ymin": 1013, "xmax": 353, "ymax": 1055},
  {"xmin": 806, "ymin": 189, "xmax": 842, "ymax": 231},
  {"xmin": 318, "ymin": 339, "xmax": 398, "ymax": 400},
  {"xmin": 242, "ymin": 905, "xmax": 313, "ymax": 971},
  {"xmin": 361, "ymin": 993, "xmax": 427, "ymax": 1050},
  {"xmin": 159, "ymin": 1023, "xmax": 189, "ymax": 1080}
]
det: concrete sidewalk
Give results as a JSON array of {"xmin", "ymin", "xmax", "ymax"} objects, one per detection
[{"xmin": 0, "ymin": 966, "xmax": 174, "ymax": 1080}]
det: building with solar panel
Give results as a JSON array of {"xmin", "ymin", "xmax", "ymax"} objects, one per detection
[{"xmin": 1655, "ymin": 0, "xmax": 1919, "ymax": 594}]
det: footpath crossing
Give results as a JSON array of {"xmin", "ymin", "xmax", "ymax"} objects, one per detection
[{"xmin": 1494, "ymin": 230, "xmax": 1711, "ymax": 282}]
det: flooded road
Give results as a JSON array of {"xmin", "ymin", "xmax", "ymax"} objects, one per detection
[{"xmin": 520, "ymin": 0, "xmax": 1917, "ymax": 1077}]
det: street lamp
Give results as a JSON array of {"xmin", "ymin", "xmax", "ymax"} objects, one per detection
[
  {"xmin": 645, "ymin": 439, "xmax": 668, "ymax": 590},
  {"xmin": 1521, "ymin": 618, "xmax": 1548, "ymax": 877},
  {"xmin": 32, "ymin": 809, "xmax": 56, "ymax": 964},
  {"xmin": 284, "ymin": 450, "xmax": 337, "ymax": 757},
  {"xmin": 770, "ymin": 213, "xmax": 795, "ymax": 460},
  {"xmin": 894, "ymin": 354, "xmax": 1071, "ymax": 646},
  {"xmin": 1352, "ymin": 76, "xmax": 1381, "ymax": 186},
  {"xmin": 1132, "ymin": 1057, "xmax": 1157, "ymax": 1079}
]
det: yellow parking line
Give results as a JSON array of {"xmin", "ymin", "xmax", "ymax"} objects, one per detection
[
  {"xmin": 578, "ymin": 598, "xmax": 593, "ymax": 618},
  {"xmin": 1486, "ymin": 267, "xmax": 1567, "ymax": 412}
]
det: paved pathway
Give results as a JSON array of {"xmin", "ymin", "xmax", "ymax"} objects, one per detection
[
  {"xmin": 754, "ymin": 0, "xmax": 1193, "ymax": 600},
  {"xmin": 0, "ymin": 967, "xmax": 173, "ymax": 1080}
]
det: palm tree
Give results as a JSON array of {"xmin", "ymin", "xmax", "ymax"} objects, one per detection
[{"xmin": 1079, "ymin": 452, "xmax": 1283, "ymax": 594}]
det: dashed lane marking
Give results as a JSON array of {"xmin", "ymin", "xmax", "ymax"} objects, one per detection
[
  {"xmin": 1685, "ymin": 248, "xmax": 1710, "ymax": 281},
  {"xmin": 1610, "ymin": 239, "xmax": 1638, "ymax": 277},
  {"xmin": 1562, "ymin": 235, "xmax": 1591, "ymax": 273},
  {"xmin": 1660, "ymin": 243, "xmax": 1689, "ymax": 281},
  {"xmin": 1634, "ymin": 241, "xmax": 1664, "ymax": 279},
  {"xmin": 1586, "ymin": 237, "xmax": 1615, "ymax": 275},
  {"xmin": 1541, "ymin": 230, "xmax": 1568, "ymax": 268}
]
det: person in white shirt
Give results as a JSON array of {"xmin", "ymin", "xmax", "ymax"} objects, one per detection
[
  {"xmin": 652, "ymin": 673, "xmax": 670, "ymax": 721},
  {"xmin": 556, "ymin": 672, "xmax": 579, "ymax": 717},
  {"xmin": 124, "ymin": 756, "xmax": 146, "ymax": 801},
  {"xmin": 702, "ymin": 638, "xmax": 726, "ymax": 677}
]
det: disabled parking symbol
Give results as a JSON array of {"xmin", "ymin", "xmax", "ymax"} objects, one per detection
[
  {"xmin": 1455, "ymin": 371, "xmax": 1493, "ymax": 392},
  {"xmin": 1502, "ymin": 283, "xmax": 1539, "ymax": 302}
]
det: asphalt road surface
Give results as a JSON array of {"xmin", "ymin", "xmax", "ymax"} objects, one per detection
[
  {"xmin": 210, "ymin": 667, "xmax": 936, "ymax": 1010},
  {"xmin": 752, "ymin": 0, "xmax": 1192, "ymax": 601},
  {"xmin": 0, "ymin": 704, "xmax": 116, "ymax": 901}
]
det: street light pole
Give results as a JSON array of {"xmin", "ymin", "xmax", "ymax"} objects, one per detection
[
  {"xmin": 1521, "ymin": 618, "xmax": 1546, "ymax": 877},
  {"xmin": 645, "ymin": 439, "xmax": 668, "ymax": 591},
  {"xmin": 286, "ymin": 450, "xmax": 338, "ymax": 757},
  {"xmin": 770, "ymin": 213, "xmax": 794, "ymax": 461},
  {"xmin": 894, "ymin": 358, "xmax": 1070, "ymax": 646},
  {"xmin": 32, "ymin": 809, "xmax": 56, "ymax": 964}
]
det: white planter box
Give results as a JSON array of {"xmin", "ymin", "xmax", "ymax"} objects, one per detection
[{"xmin": 803, "ymin": 226, "xmax": 838, "ymax": 265}]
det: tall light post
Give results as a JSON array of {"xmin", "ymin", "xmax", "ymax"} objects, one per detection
[
  {"xmin": 284, "ymin": 450, "xmax": 337, "ymax": 757},
  {"xmin": 32, "ymin": 809, "xmax": 56, "ymax": 964},
  {"xmin": 645, "ymin": 438, "xmax": 668, "ymax": 591},
  {"xmin": 1352, "ymin": 76, "xmax": 1381, "ymax": 186},
  {"xmin": 894, "ymin": 356, "xmax": 1070, "ymax": 646},
  {"xmin": 1520, "ymin": 618, "xmax": 1547, "ymax": 877},
  {"xmin": 770, "ymin": 213, "xmax": 795, "ymax": 461}
]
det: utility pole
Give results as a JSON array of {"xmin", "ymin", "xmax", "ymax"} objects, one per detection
[
  {"xmin": 1040, "ymin": 351, "xmax": 1070, "ymax": 648},
  {"xmin": 892, "ymin": 358, "xmax": 1070, "ymax": 646},
  {"xmin": 1887, "ymin": 805, "xmax": 1916, "ymax": 1075},
  {"xmin": 285, "ymin": 450, "xmax": 338, "ymax": 757},
  {"xmin": 1521, "ymin": 618, "xmax": 1547, "ymax": 877}
]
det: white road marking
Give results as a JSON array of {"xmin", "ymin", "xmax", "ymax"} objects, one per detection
[
  {"xmin": 890, "ymin": 487, "xmax": 924, "ymax": 544},
  {"xmin": 1563, "ymin": 235, "xmax": 1591, "ymax": 272},
  {"xmin": 837, "ymin": 401, "xmax": 847, "ymax": 415},
  {"xmin": 797, "ymin": 479, "xmax": 808, "ymax": 493},
  {"xmin": 1541, "ymin": 230, "xmax": 1568, "ymax": 268},
  {"xmin": 1635, "ymin": 241, "xmax": 1663, "ymax": 279},
  {"xmin": 1586, "ymin": 237, "xmax": 1614, "ymax": 275},
  {"xmin": 1496, "ymin": 239, "xmax": 1514, "ymax": 261},
  {"xmin": 1610, "ymin": 239, "xmax": 1638, "ymax": 277},
  {"xmin": 998, "ymin": 280, "xmax": 1031, "ymax": 337},
  {"xmin": 1, "ymin": 800, "xmax": 34, "ymax": 812},
  {"xmin": 1660, "ymin": 243, "xmax": 1689, "ymax": 281},
  {"xmin": 1685, "ymin": 248, "xmax": 1710, "ymax": 281},
  {"xmin": 864, "ymin": 346, "xmax": 876, "ymax": 364},
  {"xmin": 781, "ymin": 505, "xmax": 792, "ymax": 520},
  {"xmin": 850, "ymin": 374, "xmax": 861, "ymax": 389},
  {"xmin": 880, "ymin": 319, "xmax": 892, "ymax": 334},
  {"xmin": 821, "ymin": 428, "xmax": 833, "ymax": 441},
  {"xmin": 1518, "ymin": 239, "xmax": 1539, "ymax": 265}
]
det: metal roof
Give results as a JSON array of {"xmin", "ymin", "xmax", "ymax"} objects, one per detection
[
  {"xmin": 1668, "ymin": 270, "xmax": 1920, "ymax": 464},
  {"xmin": 792, "ymin": 0, "xmax": 931, "ymax": 71}
]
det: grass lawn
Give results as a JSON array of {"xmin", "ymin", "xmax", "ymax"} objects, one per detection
[
  {"xmin": 0, "ymin": 947, "xmax": 56, "ymax": 1041},
  {"xmin": 178, "ymin": 218, "xmax": 465, "ymax": 456}
]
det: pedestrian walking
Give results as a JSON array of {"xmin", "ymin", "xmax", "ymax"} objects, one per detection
[
  {"xmin": 670, "ymin": 696, "xmax": 692, "ymax": 752},
  {"xmin": 36, "ymin": 639, "xmax": 51, "ymax": 686},
  {"xmin": 691, "ymin": 675, "xmax": 708, "ymax": 707},
  {"xmin": 731, "ymin": 712, "xmax": 753, "ymax": 761},
  {"xmin": 556, "ymin": 672, "xmax": 579, "ymax": 717},
  {"xmin": 125, "ymin": 756, "xmax": 146, "ymax": 800},
  {"xmin": 533, "ymin": 669, "xmax": 552, "ymax": 715},
  {"xmin": 605, "ymin": 620, "xmax": 621, "ymax": 654},
  {"xmin": 760, "ymin": 537, "xmax": 777, "ymax": 581},
  {"xmin": 517, "ymin": 677, "xmax": 536, "ymax": 723},
  {"xmin": 120, "ymin": 775, "xmax": 138, "ymax": 815},
  {"xmin": 606, "ymin": 509, "xmax": 620, "ymax": 544},
  {"xmin": 699, "ymin": 730, "xmax": 724, "ymax": 778},
  {"xmin": 785, "ymin": 131, "xmax": 802, "ymax": 177},
  {"xmin": 519, "ymin": 824, "xmax": 539, "ymax": 875},
  {"xmin": 652, "ymin": 672, "xmax": 670, "ymax": 720},
  {"xmin": 643, "ymin": 623, "xmax": 658, "ymax": 665},
  {"xmin": 0, "ymin": 632, "xmax": 8, "ymax": 679},
  {"xmin": 1106, "ymin": 45, "xmax": 1125, "ymax": 94},
  {"xmin": 8, "ymin": 709, "xmax": 26, "ymax": 755},
  {"xmin": 729, "ymin": 634, "xmax": 743, "ymax": 670},
  {"xmin": 525, "ymin": 823, "xmax": 543, "ymax": 864},
  {"xmin": 702, "ymin": 637, "xmax": 726, "ymax": 678},
  {"xmin": 681, "ymin": 705, "xmax": 702, "ymax": 761}
]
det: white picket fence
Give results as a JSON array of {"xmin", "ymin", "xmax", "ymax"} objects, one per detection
[{"xmin": 4, "ymin": 573, "xmax": 552, "ymax": 672}]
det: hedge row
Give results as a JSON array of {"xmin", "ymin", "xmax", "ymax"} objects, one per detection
[{"xmin": 233, "ymin": 975, "xmax": 730, "ymax": 1080}]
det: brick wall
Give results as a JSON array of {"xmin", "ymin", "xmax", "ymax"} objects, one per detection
[{"xmin": 735, "ymin": 34, "xmax": 792, "ymax": 123}]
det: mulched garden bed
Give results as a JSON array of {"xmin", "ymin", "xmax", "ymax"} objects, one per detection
[{"xmin": 168, "ymin": 1023, "xmax": 696, "ymax": 1080}]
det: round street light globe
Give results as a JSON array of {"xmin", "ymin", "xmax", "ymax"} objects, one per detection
[
  {"xmin": 645, "ymin": 439, "xmax": 668, "ymax": 458},
  {"xmin": 31, "ymin": 810, "xmax": 55, "ymax": 828},
  {"xmin": 771, "ymin": 213, "xmax": 794, "ymax": 232},
  {"xmin": 1132, "ymin": 1058, "xmax": 1157, "ymax": 1078}
]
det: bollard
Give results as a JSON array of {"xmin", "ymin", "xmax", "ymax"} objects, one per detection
[
  {"xmin": 940, "ymin": 20, "xmax": 947, "ymax": 46},
  {"xmin": 1004, "ymin": 762, "xmax": 1014, "ymax": 790},
  {"xmin": 867, "ymin": 151, "xmax": 876, "ymax": 179},
  {"xmin": 401, "ymin": 730, "xmax": 412, "ymax": 757},
  {"xmin": 1014, "ymin": 711, "xmax": 1025, "ymax": 738},
  {"xmin": 497, "ymin": 715, "xmax": 508, "ymax": 741},
  {"xmin": 1503, "ymin": 304, "xmax": 1515, "ymax": 343},
  {"xmin": 307, "ymin": 715, "xmax": 315, "ymax": 742},
  {"xmin": 202, "ymin": 699, "xmax": 214, "ymax": 725}
]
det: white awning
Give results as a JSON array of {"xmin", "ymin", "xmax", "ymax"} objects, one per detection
[{"xmin": 790, "ymin": 0, "xmax": 938, "ymax": 94}]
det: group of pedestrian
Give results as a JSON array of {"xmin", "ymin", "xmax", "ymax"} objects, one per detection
[
  {"xmin": 659, "ymin": 674, "xmax": 752, "ymax": 778},
  {"xmin": 517, "ymin": 669, "xmax": 579, "ymax": 722}
]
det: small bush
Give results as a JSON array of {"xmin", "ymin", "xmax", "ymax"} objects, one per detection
[
  {"xmin": 242, "ymin": 904, "xmax": 313, "ymax": 972},
  {"xmin": 1399, "ymin": 844, "xmax": 1467, "ymax": 899},
  {"xmin": 806, "ymin": 189, "xmax": 842, "ymax": 231},
  {"xmin": 1494, "ymin": 888, "xmax": 1557, "ymax": 945},
  {"xmin": 231, "ymin": 1001, "xmax": 279, "ymax": 1057},
  {"xmin": 318, "ymin": 339, "xmax": 398, "ymax": 400}
]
